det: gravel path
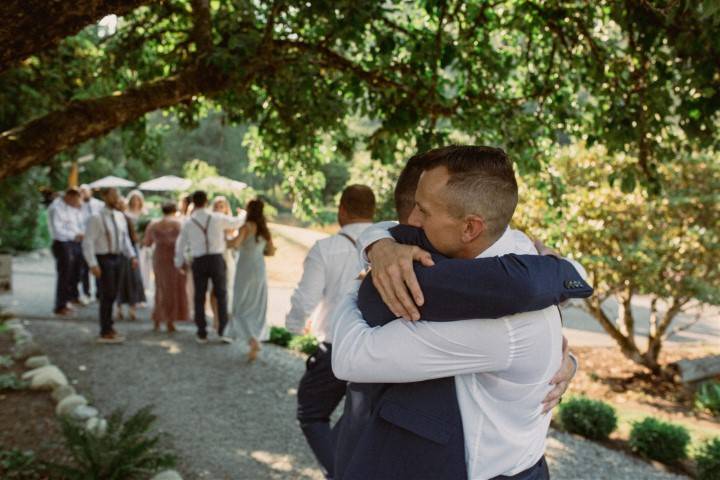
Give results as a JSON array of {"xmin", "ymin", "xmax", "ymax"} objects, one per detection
[{"xmin": 20, "ymin": 312, "xmax": 687, "ymax": 480}]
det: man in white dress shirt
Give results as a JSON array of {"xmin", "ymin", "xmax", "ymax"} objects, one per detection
[
  {"xmin": 47, "ymin": 188, "xmax": 85, "ymax": 316},
  {"xmin": 333, "ymin": 147, "xmax": 574, "ymax": 479},
  {"xmin": 285, "ymin": 185, "xmax": 375, "ymax": 479},
  {"xmin": 82, "ymin": 188, "xmax": 138, "ymax": 343},
  {"xmin": 174, "ymin": 190, "xmax": 245, "ymax": 344}
]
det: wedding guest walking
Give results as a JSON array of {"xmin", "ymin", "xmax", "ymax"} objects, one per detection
[
  {"xmin": 82, "ymin": 188, "xmax": 137, "ymax": 343},
  {"xmin": 144, "ymin": 202, "xmax": 189, "ymax": 332},
  {"xmin": 78, "ymin": 184, "xmax": 105, "ymax": 302},
  {"xmin": 48, "ymin": 188, "xmax": 85, "ymax": 316},
  {"xmin": 126, "ymin": 189, "xmax": 152, "ymax": 296},
  {"xmin": 229, "ymin": 199, "xmax": 275, "ymax": 361},
  {"xmin": 115, "ymin": 196, "xmax": 146, "ymax": 321},
  {"xmin": 209, "ymin": 195, "xmax": 239, "ymax": 331},
  {"xmin": 285, "ymin": 185, "xmax": 375, "ymax": 477},
  {"xmin": 174, "ymin": 190, "xmax": 245, "ymax": 344}
]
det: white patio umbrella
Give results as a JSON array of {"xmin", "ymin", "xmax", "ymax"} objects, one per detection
[
  {"xmin": 88, "ymin": 175, "xmax": 136, "ymax": 188},
  {"xmin": 198, "ymin": 175, "xmax": 248, "ymax": 192},
  {"xmin": 138, "ymin": 175, "xmax": 192, "ymax": 192}
]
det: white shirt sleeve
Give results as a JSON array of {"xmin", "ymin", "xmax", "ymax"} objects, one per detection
[
  {"xmin": 218, "ymin": 211, "xmax": 246, "ymax": 229},
  {"xmin": 356, "ymin": 221, "xmax": 398, "ymax": 266},
  {"xmin": 174, "ymin": 223, "xmax": 189, "ymax": 268},
  {"xmin": 49, "ymin": 202, "xmax": 80, "ymax": 241},
  {"xmin": 82, "ymin": 216, "xmax": 100, "ymax": 268},
  {"xmin": 331, "ymin": 287, "xmax": 512, "ymax": 383},
  {"xmin": 285, "ymin": 243, "xmax": 326, "ymax": 334}
]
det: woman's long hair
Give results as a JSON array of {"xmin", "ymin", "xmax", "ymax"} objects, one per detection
[{"xmin": 246, "ymin": 199, "xmax": 271, "ymax": 244}]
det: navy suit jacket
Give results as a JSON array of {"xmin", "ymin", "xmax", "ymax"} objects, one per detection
[{"xmin": 334, "ymin": 225, "xmax": 593, "ymax": 480}]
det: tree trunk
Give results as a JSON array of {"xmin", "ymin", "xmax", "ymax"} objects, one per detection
[
  {"xmin": 0, "ymin": 64, "xmax": 233, "ymax": 180},
  {"xmin": 585, "ymin": 297, "xmax": 645, "ymax": 365},
  {"xmin": 0, "ymin": 0, "xmax": 156, "ymax": 73}
]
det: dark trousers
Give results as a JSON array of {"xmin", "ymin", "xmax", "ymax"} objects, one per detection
[
  {"xmin": 78, "ymin": 254, "xmax": 91, "ymax": 297},
  {"xmin": 97, "ymin": 254, "xmax": 122, "ymax": 335},
  {"xmin": 297, "ymin": 342, "xmax": 348, "ymax": 478},
  {"xmin": 69, "ymin": 242, "xmax": 83, "ymax": 300},
  {"xmin": 491, "ymin": 456, "xmax": 549, "ymax": 480},
  {"xmin": 192, "ymin": 254, "xmax": 228, "ymax": 337},
  {"xmin": 51, "ymin": 240, "xmax": 78, "ymax": 311}
]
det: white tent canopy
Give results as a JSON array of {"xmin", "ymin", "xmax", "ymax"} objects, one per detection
[
  {"xmin": 199, "ymin": 176, "xmax": 247, "ymax": 192},
  {"xmin": 88, "ymin": 176, "xmax": 136, "ymax": 188},
  {"xmin": 138, "ymin": 175, "xmax": 192, "ymax": 192}
]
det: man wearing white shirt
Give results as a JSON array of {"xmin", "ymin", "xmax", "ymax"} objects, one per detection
[
  {"xmin": 82, "ymin": 188, "xmax": 138, "ymax": 343},
  {"xmin": 285, "ymin": 185, "xmax": 375, "ymax": 479},
  {"xmin": 47, "ymin": 188, "xmax": 85, "ymax": 316},
  {"xmin": 332, "ymin": 147, "xmax": 576, "ymax": 479},
  {"xmin": 174, "ymin": 190, "xmax": 245, "ymax": 343}
]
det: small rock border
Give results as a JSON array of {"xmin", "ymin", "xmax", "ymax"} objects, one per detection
[{"xmin": 5, "ymin": 317, "xmax": 182, "ymax": 480}]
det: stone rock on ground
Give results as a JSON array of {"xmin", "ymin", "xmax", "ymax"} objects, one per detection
[
  {"xmin": 86, "ymin": 417, "xmax": 108, "ymax": 437},
  {"xmin": 28, "ymin": 367, "xmax": 68, "ymax": 390},
  {"xmin": 12, "ymin": 340, "xmax": 43, "ymax": 360},
  {"xmin": 51, "ymin": 384, "xmax": 76, "ymax": 402},
  {"xmin": 25, "ymin": 355, "xmax": 50, "ymax": 368},
  {"xmin": 56, "ymin": 394, "xmax": 88, "ymax": 416},
  {"xmin": 151, "ymin": 470, "xmax": 183, "ymax": 480},
  {"xmin": 71, "ymin": 405, "xmax": 99, "ymax": 421}
]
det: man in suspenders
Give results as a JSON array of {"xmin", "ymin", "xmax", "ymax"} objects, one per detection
[
  {"xmin": 174, "ymin": 190, "xmax": 245, "ymax": 344},
  {"xmin": 285, "ymin": 185, "xmax": 376, "ymax": 479},
  {"xmin": 82, "ymin": 188, "xmax": 138, "ymax": 343}
]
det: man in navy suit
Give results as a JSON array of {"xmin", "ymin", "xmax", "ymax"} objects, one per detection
[{"xmin": 332, "ymin": 146, "xmax": 592, "ymax": 479}]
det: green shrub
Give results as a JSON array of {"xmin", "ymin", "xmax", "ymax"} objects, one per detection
[
  {"xmin": 0, "ymin": 373, "xmax": 28, "ymax": 391},
  {"xmin": 629, "ymin": 417, "xmax": 690, "ymax": 463},
  {"xmin": 0, "ymin": 355, "xmax": 13, "ymax": 368},
  {"xmin": 558, "ymin": 396, "xmax": 618, "ymax": 440},
  {"xmin": 289, "ymin": 334, "xmax": 319, "ymax": 356},
  {"xmin": 696, "ymin": 381, "xmax": 720, "ymax": 417},
  {"xmin": 49, "ymin": 406, "xmax": 176, "ymax": 480},
  {"xmin": 0, "ymin": 448, "xmax": 47, "ymax": 479},
  {"xmin": 696, "ymin": 437, "xmax": 720, "ymax": 480},
  {"xmin": 268, "ymin": 326, "xmax": 293, "ymax": 347}
]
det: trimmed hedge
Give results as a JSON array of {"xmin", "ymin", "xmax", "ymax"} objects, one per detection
[
  {"xmin": 629, "ymin": 417, "xmax": 690, "ymax": 464},
  {"xmin": 558, "ymin": 396, "xmax": 618, "ymax": 441},
  {"xmin": 696, "ymin": 437, "xmax": 720, "ymax": 480}
]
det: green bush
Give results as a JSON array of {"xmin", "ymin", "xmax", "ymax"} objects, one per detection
[
  {"xmin": 0, "ymin": 355, "xmax": 13, "ymax": 368},
  {"xmin": 49, "ymin": 406, "xmax": 176, "ymax": 480},
  {"xmin": 696, "ymin": 381, "xmax": 720, "ymax": 417},
  {"xmin": 0, "ymin": 373, "xmax": 28, "ymax": 391},
  {"xmin": 0, "ymin": 448, "xmax": 47, "ymax": 479},
  {"xmin": 696, "ymin": 437, "xmax": 720, "ymax": 480},
  {"xmin": 558, "ymin": 397, "xmax": 618, "ymax": 440},
  {"xmin": 268, "ymin": 326, "xmax": 293, "ymax": 347},
  {"xmin": 629, "ymin": 417, "xmax": 690, "ymax": 463},
  {"xmin": 289, "ymin": 334, "xmax": 319, "ymax": 356}
]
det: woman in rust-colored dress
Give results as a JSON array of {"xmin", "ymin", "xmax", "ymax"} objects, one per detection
[{"xmin": 143, "ymin": 202, "xmax": 189, "ymax": 332}]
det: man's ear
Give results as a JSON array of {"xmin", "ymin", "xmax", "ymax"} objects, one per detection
[{"xmin": 461, "ymin": 214, "xmax": 485, "ymax": 243}]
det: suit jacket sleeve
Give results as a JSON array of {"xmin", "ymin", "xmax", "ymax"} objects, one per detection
[{"xmin": 358, "ymin": 225, "xmax": 593, "ymax": 325}]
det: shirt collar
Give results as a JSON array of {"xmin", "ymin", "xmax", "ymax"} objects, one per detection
[
  {"xmin": 340, "ymin": 222, "xmax": 372, "ymax": 237},
  {"xmin": 476, "ymin": 227, "xmax": 537, "ymax": 258}
]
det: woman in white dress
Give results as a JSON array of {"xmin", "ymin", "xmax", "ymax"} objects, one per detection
[{"xmin": 228, "ymin": 199, "xmax": 275, "ymax": 362}]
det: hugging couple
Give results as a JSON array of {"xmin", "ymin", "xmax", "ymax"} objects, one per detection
[{"xmin": 330, "ymin": 145, "xmax": 593, "ymax": 480}]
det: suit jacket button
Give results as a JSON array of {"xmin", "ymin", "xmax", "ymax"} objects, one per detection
[{"xmin": 564, "ymin": 280, "xmax": 572, "ymax": 289}]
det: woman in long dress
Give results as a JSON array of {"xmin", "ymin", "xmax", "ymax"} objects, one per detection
[
  {"xmin": 143, "ymin": 202, "xmax": 189, "ymax": 332},
  {"xmin": 229, "ymin": 199, "xmax": 275, "ymax": 362},
  {"xmin": 116, "ymin": 195, "xmax": 146, "ymax": 321},
  {"xmin": 126, "ymin": 189, "xmax": 152, "ymax": 296}
]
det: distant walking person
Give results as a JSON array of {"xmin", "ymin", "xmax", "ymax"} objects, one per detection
[
  {"xmin": 144, "ymin": 202, "xmax": 189, "ymax": 332},
  {"xmin": 115, "ymin": 195, "xmax": 146, "ymax": 321},
  {"xmin": 78, "ymin": 184, "xmax": 104, "ymax": 302},
  {"xmin": 82, "ymin": 188, "xmax": 138, "ymax": 343},
  {"xmin": 174, "ymin": 190, "xmax": 245, "ymax": 344},
  {"xmin": 229, "ymin": 199, "xmax": 275, "ymax": 362},
  {"xmin": 48, "ymin": 188, "xmax": 85, "ymax": 316},
  {"xmin": 209, "ymin": 196, "xmax": 239, "ymax": 331},
  {"xmin": 285, "ymin": 185, "xmax": 375, "ymax": 478}
]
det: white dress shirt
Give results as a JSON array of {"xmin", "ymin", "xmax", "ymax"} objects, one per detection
[
  {"xmin": 285, "ymin": 222, "xmax": 371, "ymax": 342},
  {"xmin": 82, "ymin": 207, "xmax": 136, "ymax": 268},
  {"xmin": 80, "ymin": 197, "xmax": 105, "ymax": 228},
  {"xmin": 174, "ymin": 209, "xmax": 246, "ymax": 268},
  {"xmin": 332, "ymin": 228, "xmax": 565, "ymax": 480},
  {"xmin": 47, "ymin": 198, "xmax": 84, "ymax": 242}
]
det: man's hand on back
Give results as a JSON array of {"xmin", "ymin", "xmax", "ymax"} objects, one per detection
[
  {"xmin": 367, "ymin": 239, "xmax": 434, "ymax": 321},
  {"xmin": 542, "ymin": 336, "xmax": 576, "ymax": 413}
]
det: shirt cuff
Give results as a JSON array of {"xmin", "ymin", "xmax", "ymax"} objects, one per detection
[
  {"xmin": 357, "ymin": 221, "xmax": 397, "ymax": 266},
  {"xmin": 568, "ymin": 352, "xmax": 579, "ymax": 379}
]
